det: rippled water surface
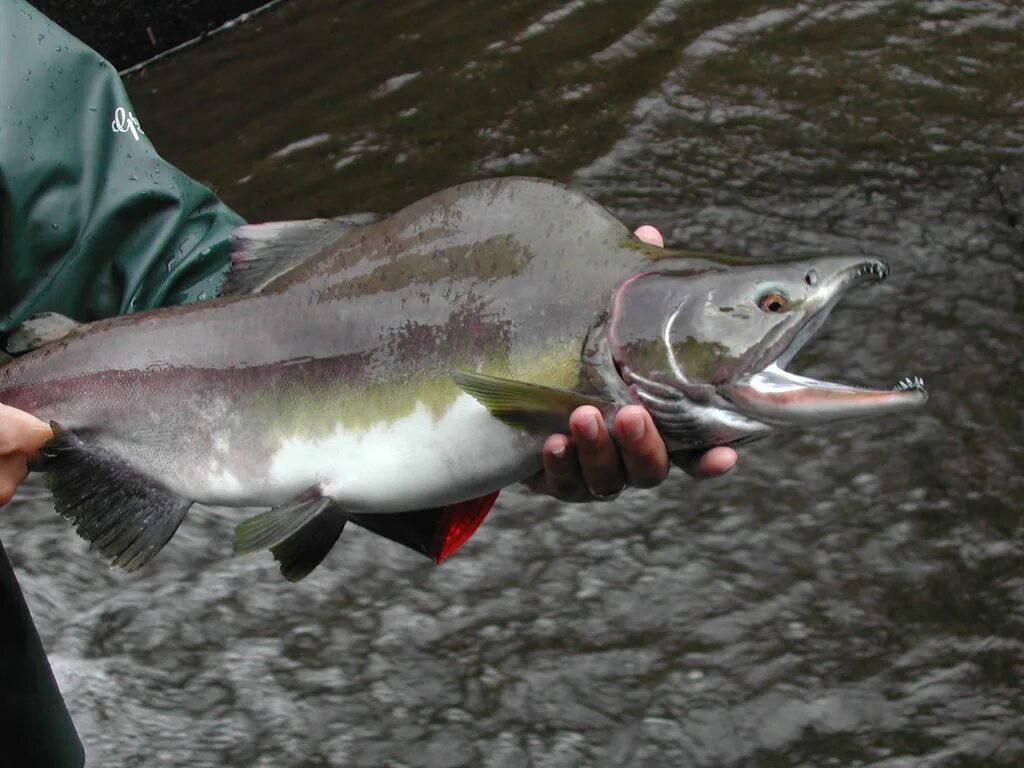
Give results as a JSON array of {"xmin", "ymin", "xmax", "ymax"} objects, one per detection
[{"xmin": 6, "ymin": 1, "xmax": 1024, "ymax": 765}]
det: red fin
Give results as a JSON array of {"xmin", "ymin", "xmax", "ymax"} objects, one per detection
[{"xmin": 433, "ymin": 491, "xmax": 500, "ymax": 564}]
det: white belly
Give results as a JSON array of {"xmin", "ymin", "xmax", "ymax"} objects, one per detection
[{"xmin": 260, "ymin": 394, "xmax": 542, "ymax": 512}]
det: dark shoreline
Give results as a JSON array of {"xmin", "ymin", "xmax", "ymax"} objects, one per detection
[{"xmin": 32, "ymin": 0, "xmax": 284, "ymax": 71}]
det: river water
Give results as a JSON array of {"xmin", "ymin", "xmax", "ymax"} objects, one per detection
[{"xmin": 5, "ymin": 0, "xmax": 1023, "ymax": 765}]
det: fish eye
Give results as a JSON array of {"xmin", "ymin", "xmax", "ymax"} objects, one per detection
[{"xmin": 758, "ymin": 292, "xmax": 788, "ymax": 313}]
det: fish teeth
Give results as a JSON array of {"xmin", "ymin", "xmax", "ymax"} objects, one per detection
[
  {"xmin": 856, "ymin": 261, "xmax": 889, "ymax": 281},
  {"xmin": 895, "ymin": 375, "xmax": 926, "ymax": 392}
]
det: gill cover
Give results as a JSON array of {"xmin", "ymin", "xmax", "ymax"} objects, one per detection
[{"xmin": 607, "ymin": 264, "xmax": 803, "ymax": 391}]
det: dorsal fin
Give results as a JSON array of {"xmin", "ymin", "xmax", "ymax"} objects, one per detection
[
  {"xmin": 221, "ymin": 213, "xmax": 378, "ymax": 297},
  {"xmin": 6, "ymin": 312, "xmax": 84, "ymax": 354}
]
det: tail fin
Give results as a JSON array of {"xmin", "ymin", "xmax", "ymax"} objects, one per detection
[{"xmin": 40, "ymin": 424, "xmax": 192, "ymax": 571}]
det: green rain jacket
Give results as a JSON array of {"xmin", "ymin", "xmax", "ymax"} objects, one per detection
[
  {"xmin": 1, "ymin": 2, "xmax": 243, "ymax": 765},
  {"xmin": 0, "ymin": 0, "xmax": 244, "ymax": 337}
]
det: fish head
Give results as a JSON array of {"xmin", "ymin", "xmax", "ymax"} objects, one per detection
[{"xmin": 606, "ymin": 254, "xmax": 928, "ymax": 448}]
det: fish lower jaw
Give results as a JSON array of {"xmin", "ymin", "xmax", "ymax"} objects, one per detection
[
  {"xmin": 781, "ymin": 365, "xmax": 928, "ymax": 398},
  {"xmin": 722, "ymin": 363, "xmax": 928, "ymax": 425}
]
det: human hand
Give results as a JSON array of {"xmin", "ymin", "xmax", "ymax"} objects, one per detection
[
  {"xmin": 524, "ymin": 224, "xmax": 738, "ymax": 502},
  {"xmin": 0, "ymin": 404, "xmax": 53, "ymax": 506}
]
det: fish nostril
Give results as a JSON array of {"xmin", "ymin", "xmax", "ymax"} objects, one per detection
[{"xmin": 805, "ymin": 269, "xmax": 818, "ymax": 286}]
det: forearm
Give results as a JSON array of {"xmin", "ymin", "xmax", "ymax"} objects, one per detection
[{"xmin": 0, "ymin": 0, "xmax": 244, "ymax": 341}]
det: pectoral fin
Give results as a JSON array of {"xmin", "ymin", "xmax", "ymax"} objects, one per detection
[{"xmin": 452, "ymin": 371, "xmax": 611, "ymax": 433}]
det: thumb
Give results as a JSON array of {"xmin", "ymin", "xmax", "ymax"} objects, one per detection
[
  {"xmin": 0, "ymin": 404, "xmax": 54, "ymax": 456},
  {"xmin": 673, "ymin": 446, "xmax": 738, "ymax": 480}
]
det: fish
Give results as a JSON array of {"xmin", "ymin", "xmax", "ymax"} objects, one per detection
[{"xmin": 0, "ymin": 177, "xmax": 927, "ymax": 580}]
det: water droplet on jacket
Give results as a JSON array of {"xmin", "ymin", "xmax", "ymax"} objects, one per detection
[
  {"xmin": 129, "ymin": 175, "xmax": 138, "ymax": 181},
  {"xmin": 50, "ymin": 223, "xmax": 58, "ymax": 230}
]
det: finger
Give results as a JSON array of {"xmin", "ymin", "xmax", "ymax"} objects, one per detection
[
  {"xmin": 543, "ymin": 434, "xmax": 590, "ymax": 502},
  {"xmin": 0, "ymin": 454, "xmax": 29, "ymax": 506},
  {"xmin": 570, "ymin": 406, "xmax": 626, "ymax": 499},
  {"xmin": 673, "ymin": 446, "xmax": 738, "ymax": 480},
  {"xmin": 614, "ymin": 406, "xmax": 670, "ymax": 488},
  {"xmin": 0, "ymin": 404, "xmax": 53, "ymax": 456},
  {"xmin": 634, "ymin": 225, "xmax": 665, "ymax": 248},
  {"xmin": 524, "ymin": 434, "xmax": 589, "ymax": 502}
]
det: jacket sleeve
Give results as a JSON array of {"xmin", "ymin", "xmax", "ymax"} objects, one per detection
[{"xmin": 0, "ymin": 0, "xmax": 246, "ymax": 339}]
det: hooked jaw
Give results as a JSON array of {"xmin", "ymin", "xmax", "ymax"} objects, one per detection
[
  {"xmin": 723, "ymin": 257, "xmax": 928, "ymax": 426},
  {"xmin": 725, "ymin": 364, "xmax": 927, "ymax": 426}
]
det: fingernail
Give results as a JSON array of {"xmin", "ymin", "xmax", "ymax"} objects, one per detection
[
  {"xmin": 634, "ymin": 225, "xmax": 664, "ymax": 248},
  {"xmin": 551, "ymin": 443, "xmax": 566, "ymax": 459},
  {"xmin": 621, "ymin": 414, "xmax": 645, "ymax": 443},
  {"xmin": 580, "ymin": 413, "xmax": 599, "ymax": 441}
]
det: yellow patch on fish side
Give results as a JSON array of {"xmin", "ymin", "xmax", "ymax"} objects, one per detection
[{"xmin": 247, "ymin": 339, "xmax": 583, "ymax": 448}]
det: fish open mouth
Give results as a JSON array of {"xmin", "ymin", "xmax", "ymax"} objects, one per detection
[{"xmin": 726, "ymin": 257, "xmax": 928, "ymax": 425}]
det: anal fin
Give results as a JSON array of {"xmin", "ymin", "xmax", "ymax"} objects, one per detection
[
  {"xmin": 269, "ymin": 507, "xmax": 347, "ymax": 582},
  {"xmin": 41, "ymin": 425, "xmax": 192, "ymax": 572},
  {"xmin": 234, "ymin": 495, "xmax": 348, "ymax": 582},
  {"xmin": 236, "ymin": 491, "xmax": 501, "ymax": 581},
  {"xmin": 233, "ymin": 495, "xmax": 332, "ymax": 554}
]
